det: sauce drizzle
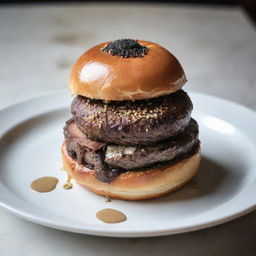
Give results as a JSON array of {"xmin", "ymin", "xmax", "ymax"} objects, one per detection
[{"xmin": 63, "ymin": 175, "xmax": 73, "ymax": 190}]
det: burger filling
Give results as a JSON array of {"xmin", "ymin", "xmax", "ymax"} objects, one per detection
[{"xmin": 64, "ymin": 91, "xmax": 200, "ymax": 183}]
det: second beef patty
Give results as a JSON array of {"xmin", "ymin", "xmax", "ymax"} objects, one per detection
[{"xmin": 64, "ymin": 118, "xmax": 199, "ymax": 171}]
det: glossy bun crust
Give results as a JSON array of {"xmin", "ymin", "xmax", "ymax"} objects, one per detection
[
  {"xmin": 69, "ymin": 40, "xmax": 187, "ymax": 101},
  {"xmin": 62, "ymin": 142, "xmax": 201, "ymax": 200}
]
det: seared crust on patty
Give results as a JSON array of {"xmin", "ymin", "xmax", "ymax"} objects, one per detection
[{"xmin": 71, "ymin": 90, "xmax": 192, "ymax": 145}]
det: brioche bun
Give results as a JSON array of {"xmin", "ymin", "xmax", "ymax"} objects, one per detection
[
  {"xmin": 62, "ymin": 142, "xmax": 201, "ymax": 200},
  {"xmin": 69, "ymin": 40, "xmax": 187, "ymax": 101}
]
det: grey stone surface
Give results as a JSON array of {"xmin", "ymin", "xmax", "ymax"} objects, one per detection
[{"xmin": 0, "ymin": 3, "xmax": 255, "ymax": 256}]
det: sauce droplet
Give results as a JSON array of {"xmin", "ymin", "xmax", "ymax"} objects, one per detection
[
  {"xmin": 63, "ymin": 175, "xmax": 73, "ymax": 190},
  {"xmin": 105, "ymin": 196, "xmax": 111, "ymax": 202},
  {"xmin": 31, "ymin": 176, "xmax": 58, "ymax": 193},
  {"xmin": 96, "ymin": 208, "xmax": 127, "ymax": 223}
]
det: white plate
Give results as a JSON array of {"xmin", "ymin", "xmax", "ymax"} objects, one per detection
[{"xmin": 0, "ymin": 91, "xmax": 256, "ymax": 237}]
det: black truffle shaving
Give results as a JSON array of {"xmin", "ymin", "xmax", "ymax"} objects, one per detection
[{"xmin": 101, "ymin": 39, "xmax": 148, "ymax": 58}]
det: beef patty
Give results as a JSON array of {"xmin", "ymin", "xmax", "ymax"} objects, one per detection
[
  {"xmin": 71, "ymin": 90, "xmax": 192, "ymax": 145},
  {"xmin": 64, "ymin": 118, "xmax": 199, "ymax": 182}
]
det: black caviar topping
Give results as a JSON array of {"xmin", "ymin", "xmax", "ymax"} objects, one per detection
[{"xmin": 101, "ymin": 39, "xmax": 148, "ymax": 58}]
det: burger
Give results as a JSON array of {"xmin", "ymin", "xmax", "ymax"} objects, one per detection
[{"xmin": 62, "ymin": 39, "xmax": 201, "ymax": 200}]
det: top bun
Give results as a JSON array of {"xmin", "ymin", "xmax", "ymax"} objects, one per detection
[{"xmin": 69, "ymin": 39, "xmax": 187, "ymax": 101}]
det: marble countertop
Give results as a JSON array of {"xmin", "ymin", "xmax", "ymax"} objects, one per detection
[{"xmin": 0, "ymin": 3, "xmax": 255, "ymax": 255}]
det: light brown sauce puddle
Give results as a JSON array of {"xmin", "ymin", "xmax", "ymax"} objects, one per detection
[
  {"xmin": 63, "ymin": 175, "xmax": 73, "ymax": 190},
  {"xmin": 96, "ymin": 208, "xmax": 127, "ymax": 223},
  {"xmin": 31, "ymin": 176, "xmax": 58, "ymax": 193}
]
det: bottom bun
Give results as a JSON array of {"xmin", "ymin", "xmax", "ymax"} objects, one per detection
[{"xmin": 61, "ymin": 142, "xmax": 201, "ymax": 200}]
